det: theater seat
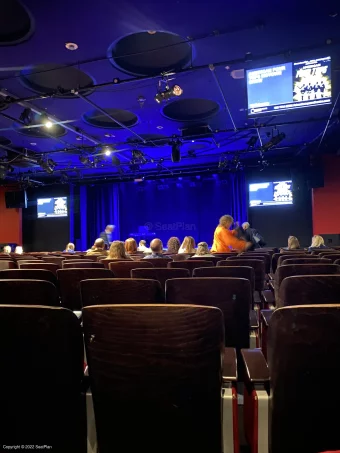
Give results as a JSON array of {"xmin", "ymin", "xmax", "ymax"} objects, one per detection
[
  {"xmin": 168, "ymin": 260, "xmax": 213, "ymax": 275},
  {"xmin": 109, "ymin": 260, "xmax": 154, "ymax": 277},
  {"xmin": 243, "ymin": 305, "xmax": 340, "ymax": 453},
  {"xmin": 0, "ymin": 269, "xmax": 58, "ymax": 287},
  {"xmin": 83, "ymin": 304, "xmax": 237, "ymax": 453},
  {"xmin": 0, "ymin": 279, "xmax": 59, "ymax": 306},
  {"xmin": 131, "ymin": 267, "xmax": 190, "ymax": 291},
  {"xmin": 0, "ymin": 305, "xmax": 85, "ymax": 450}
]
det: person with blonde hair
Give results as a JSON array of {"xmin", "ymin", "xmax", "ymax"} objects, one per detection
[
  {"xmin": 211, "ymin": 215, "xmax": 252, "ymax": 252},
  {"xmin": 14, "ymin": 246, "xmax": 23, "ymax": 255},
  {"xmin": 86, "ymin": 238, "xmax": 107, "ymax": 256},
  {"xmin": 178, "ymin": 236, "xmax": 196, "ymax": 254},
  {"xmin": 192, "ymin": 242, "xmax": 215, "ymax": 258},
  {"xmin": 281, "ymin": 236, "xmax": 301, "ymax": 251},
  {"xmin": 104, "ymin": 241, "xmax": 132, "ymax": 260},
  {"xmin": 125, "ymin": 238, "xmax": 138, "ymax": 255},
  {"xmin": 63, "ymin": 242, "xmax": 75, "ymax": 254},
  {"xmin": 167, "ymin": 237, "xmax": 181, "ymax": 254},
  {"xmin": 308, "ymin": 235, "xmax": 329, "ymax": 252},
  {"xmin": 3, "ymin": 245, "xmax": 11, "ymax": 254}
]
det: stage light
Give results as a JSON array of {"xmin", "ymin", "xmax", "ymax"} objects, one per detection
[
  {"xmin": 155, "ymin": 84, "xmax": 183, "ymax": 103},
  {"xmin": 132, "ymin": 149, "xmax": 147, "ymax": 164},
  {"xmin": 171, "ymin": 141, "xmax": 181, "ymax": 163},
  {"xmin": 104, "ymin": 147, "xmax": 112, "ymax": 156},
  {"xmin": 19, "ymin": 108, "xmax": 33, "ymax": 126},
  {"xmin": 40, "ymin": 114, "xmax": 53, "ymax": 129},
  {"xmin": 79, "ymin": 155, "xmax": 94, "ymax": 167},
  {"xmin": 38, "ymin": 158, "xmax": 55, "ymax": 174},
  {"xmin": 262, "ymin": 132, "xmax": 286, "ymax": 151}
]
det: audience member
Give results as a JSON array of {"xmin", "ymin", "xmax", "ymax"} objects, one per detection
[
  {"xmin": 104, "ymin": 241, "xmax": 132, "ymax": 260},
  {"xmin": 178, "ymin": 236, "xmax": 196, "ymax": 254},
  {"xmin": 281, "ymin": 236, "xmax": 301, "ymax": 251},
  {"xmin": 211, "ymin": 215, "xmax": 252, "ymax": 252},
  {"xmin": 86, "ymin": 238, "xmax": 107, "ymax": 256},
  {"xmin": 99, "ymin": 224, "xmax": 115, "ymax": 248},
  {"xmin": 138, "ymin": 240, "xmax": 147, "ymax": 251},
  {"xmin": 308, "ymin": 235, "xmax": 329, "ymax": 252},
  {"xmin": 14, "ymin": 246, "xmax": 23, "ymax": 255},
  {"xmin": 167, "ymin": 236, "xmax": 181, "ymax": 254},
  {"xmin": 3, "ymin": 245, "xmax": 11, "ymax": 254},
  {"xmin": 63, "ymin": 242, "xmax": 75, "ymax": 254},
  {"xmin": 143, "ymin": 239, "xmax": 170, "ymax": 259},
  {"xmin": 242, "ymin": 222, "xmax": 266, "ymax": 249},
  {"xmin": 125, "ymin": 238, "xmax": 138, "ymax": 254},
  {"xmin": 192, "ymin": 242, "xmax": 215, "ymax": 257}
]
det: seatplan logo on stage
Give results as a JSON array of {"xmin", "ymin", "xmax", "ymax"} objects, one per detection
[{"xmin": 144, "ymin": 222, "xmax": 196, "ymax": 231}]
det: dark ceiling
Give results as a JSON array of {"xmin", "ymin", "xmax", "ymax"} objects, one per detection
[{"xmin": 0, "ymin": 0, "xmax": 340, "ymax": 185}]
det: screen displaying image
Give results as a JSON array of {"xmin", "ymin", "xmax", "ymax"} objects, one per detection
[
  {"xmin": 37, "ymin": 197, "xmax": 68, "ymax": 218},
  {"xmin": 249, "ymin": 181, "xmax": 293, "ymax": 207},
  {"xmin": 246, "ymin": 56, "xmax": 331, "ymax": 115}
]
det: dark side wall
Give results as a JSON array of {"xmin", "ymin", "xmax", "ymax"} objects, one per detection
[
  {"xmin": 246, "ymin": 167, "xmax": 313, "ymax": 248},
  {"xmin": 23, "ymin": 185, "xmax": 70, "ymax": 252}
]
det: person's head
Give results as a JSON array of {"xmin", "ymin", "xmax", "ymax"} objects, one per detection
[
  {"xmin": 14, "ymin": 246, "xmax": 23, "ymax": 255},
  {"xmin": 105, "ymin": 224, "xmax": 115, "ymax": 233},
  {"xmin": 125, "ymin": 238, "xmax": 137, "ymax": 254},
  {"xmin": 66, "ymin": 242, "xmax": 75, "ymax": 251},
  {"xmin": 3, "ymin": 245, "xmax": 11, "ymax": 254},
  {"xmin": 150, "ymin": 238, "xmax": 163, "ymax": 254},
  {"xmin": 196, "ymin": 242, "xmax": 210, "ymax": 256},
  {"xmin": 180, "ymin": 236, "xmax": 196, "ymax": 253},
  {"xmin": 139, "ymin": 240, "xmax": 146, "ymax": 247},
  {"xmin": 167, "ymin": 236, "xmax": 181, "ymax": 253},
  {"xmin": 287, "ymin": 236, "xmax": 300, "ymax": 250},
  {"xmin": 108, "ymin": 241, "xmax": 128, "ymax": 259},
  {"xmin": 311, "ymin": 235, "xmax": 325, "ymax": 248},
  {"xmin": 219, "ymin": 215, "xmax": 234, "ymax": 229},
  {"xmin": 242, "ymin": 222, "xmax": 250, "ymax": 230},
  {"xmin": 93, "ymin": 238, "xmax": 105, "ymax": 250}
]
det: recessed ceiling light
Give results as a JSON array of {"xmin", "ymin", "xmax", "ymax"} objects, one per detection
[
  {"xmin": 30, "ymin": 142, "xmax": 36, "ymax": 146},
  {"xmin": 65, "ymin": 42, "xmax": 78, "ymax": 51},
  {"xmin": 147, "ymin": 30, "xmax": 156, "ymax": 35},
  {"xmin": 156, "ymin": 125, "xmax": 163, "ymax": 129},
  {"xmin": 104, "ymin": 133, "xmax": 115, "ymax": 138}
]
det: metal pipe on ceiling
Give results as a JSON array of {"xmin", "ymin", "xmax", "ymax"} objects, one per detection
[{"xmin": 209, "ymin": 65, "xmax": 237, "ymax": 132}]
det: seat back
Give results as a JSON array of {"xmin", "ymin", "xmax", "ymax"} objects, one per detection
[
  {"xmin": 317, "ymin": 253, "xmax": 340, "ymax": 262},
  {"xmin": 275, "ymin": 264, "xmax": 340, "ymax": 307},
  {"xmin": 83, "ymin": 304, "xmax": 224, "ymax": 453},
  {"xmin": 188, "ymin": 256, "xmax": 221, "ymax": 265},
  {"xmin": 0, "ymin": 269, "xmax": 58, "ymax": 286},
  {"xmin": 57, "ymin": 268, "xmax": 114, "ymax": 310},
  {"xmin": 268, "ymin": 305, "xmax": 340, "ymax": 453},
  {"xmin": 279, "ymin": 274, "xmax": 340, "ymax": 308},
  {"xmin": 142, "ymin": 258, "xmax": 173, "ymax": 268},
  {"xmin": 240, "ymin": 253, "xmax": 271, "ymax": 273},
  {"xmin": 19, "ymin": 262, "xmax": 60, "ymax": 275},
  {"xmin": 81, "ymin": 278, "xmax": 164, "ymax": 307},
  {"xmin": 171, "ymin": 253, "xmax": 195, "ymax": 261},
  {"xmin": 168, "ymin": 260, "xmax": 213, "ymax": 275},
  {"xmin": 166, "ymin": 277, "xmax": 251, "ymax": 351},
  {"xmin": 130, "ymin": 268, "xmax": 190, "ymax": 291},
  {"xmin": 62, "ymin": 261, "xmax": 104, "ymax": 269},
  {"xmin": 0, "ymin": 279, "xmax": 59, "ymax": 306},
  {"xmin": 193, "ymin": 266, "xmax": 255, "ymax": 291},
  {"xmin": 272, "ymin": 252, "xmax": 307, "ymax": 273},
  {"xmin": 0, "ymin": 306, "xmax": 84, "ymax": 450},
  {"xmin": 310, "ymin": 248, "xmax": 335, "ymax": 255},
  {"xmin": 223, "ymin": 258, "xmax": 265, "ymax": 291},
  {"xmin": 280, "ymin": 257, "xmax": 331, "ymax": 266},
  {"xmin": 276, "ymin": 253, "xmax": 309, "ymax": 268},
  {"xmin": 108, "ymin": 260, "xmax": 154, "ymax": 277},
  {"xmin": 100, "ymin": 258, "xmax": 131, "ymax": 268},
  {"xmin": 40, "ymin": 256, "xmax": 65, "ymax": 266},
  {"xmin": 0, "ymin": 260, "xmax": 17, "ymax": 270}
]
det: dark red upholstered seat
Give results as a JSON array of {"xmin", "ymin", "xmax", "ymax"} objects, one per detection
[
  {"xmin": 0, "ymin": 260, "xmax": 17, "ymax": 270},
  {"xmin": 168, "ymin": 260, "xmax": 213, "ymax": 275},
  {"xmin": 130, "ymin": 268, "xmax": 190, "ymax": 291},
  {"xmin": 142, "ymin": 257, "xmax": 173, "ymax": 268},
  {"xmin": 62, "ymin": 261, "xmax": 104, "ymax": 269},
  {"xmin": 57, "ymin": 268, "xmax": 114, "ymax": 310},
  {"xmin": 240, "ymin": 253, "xmax": 271, "ymax": 273},
  {"xmin": 222, "ymin": 258, "xmax": 265, "ymax": 292},
  {"xmin": 193, "ymin": 265, "xmax": 255, "ymax": 292},
  {"xmin": 81, "ymin": 278, "xmax": 164, "ymax": 306},
  {"xmin": 0, "ymin": 279, "xmax": 59, "ymax": 306},
  {"xmin": 108, "ymin": 260, "xmax": 154, "ymax": 277},
  {"xmin": 83, "ymin": 304, "xmax": 224, "ymax": 453},
  {"xmin": 272, "ymin": 252, "xmax": 307, "ymax": 273},
  {"xmin": 19, "ymin": 262, "xmax": 60, "ymax": 275},
  {"xmin": 188, "ymin": 256, "xmax": 221, "ymax": 265},
  {"xmin": 280, "ymin": 257, "xmax": 331, "ymax": 266},
  {"xmin": 0, "ymin": 269, "xmax": 57, "ymax": 286},
  {"xmin": 0, "ymin": 306, "xmax": 85, "ymax": 450}
]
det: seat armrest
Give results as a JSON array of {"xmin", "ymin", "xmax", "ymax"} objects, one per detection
[
  {"xmin": 223, "ymin": 348, "xmax": 237, "ymax": 383},
  {"xmin": 262, "ymin": 290, "xmax": 275, "ymax": 305},
  {"xmin": 249, "ymin": 310, "xmax": 259, "ymax": 329},
  {"xmin": 261, "ymin": 309, "xmax": 274, "ymax": 327},
  {"xmin": 241, "ymin": 349, "xmax": 269, "ymax": 383},
  {"xmin": 268, "ymin": 273, "xmax": 274, "ymax": 281}
]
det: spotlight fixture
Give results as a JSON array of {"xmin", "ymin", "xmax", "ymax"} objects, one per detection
[
  {"xmin": 19, "ymin": 108, "xmax": 33, "ymax": 126},
  {"xmin": 103, "ymin": 146, "xmax": 112, "ymax": 156},
  {"xmin": 155, "ymin": 84, "xmax": 183, "ymax": 103},
  {"xmin": 262, "ymin": 132, "xmax": 286, "ymax": 151},
  {"xmin": 171, "ymin": 140, "xmax": 181, "ymax": 163},
  {"xmin": 79, "ymin": 155, "xmax": 93, "ymax": 167},
  {"xmin": 60, "ymin": 172, "xmax": 69, "ymax": 184},
  {"xmin": 40, "ymin": 113, "xmax": 53, "ymax": 129},
  {"xmin": 65, "ymin": 42, "xmax": 78, "ymax": 51},
  {"xmin": 132, "ymin": 149, "xmax": 147, "ymax": 164},
  {"xmin": 38, "ymin": 158, "xmax": 55, "ymax": 174}
]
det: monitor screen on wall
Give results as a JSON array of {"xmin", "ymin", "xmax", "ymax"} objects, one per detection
[
  {"xmin": 37, "ymin": 197, "xmax": 68, "ymax": 218},
  {"xmin": 249, "ymin": 181, "xmax": 293, "ymax": 207},
  {"xmin": 246, "ymin": 56, "xmax": 332, "ymax": 115}
]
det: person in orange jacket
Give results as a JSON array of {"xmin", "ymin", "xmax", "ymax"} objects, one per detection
[{"xmin": 211, "ymin": 215, "xmax": 252, "ymax": 253}]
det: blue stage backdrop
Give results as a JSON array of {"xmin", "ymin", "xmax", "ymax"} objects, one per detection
[
  {"xmin": 116, "ymin": 172, "xmax": 247, "ymax": 246},
  {"xmin": 83, "ymin": 173, "xmax": 246, "ymax": 248}
]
